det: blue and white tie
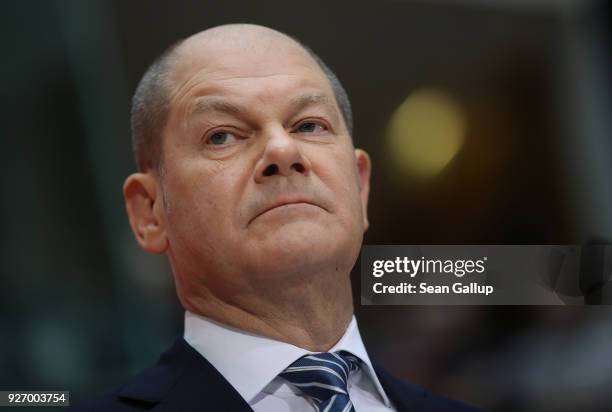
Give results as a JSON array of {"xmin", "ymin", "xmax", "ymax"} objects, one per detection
[{"xmin": 279, "ymin": 351, "xmax": 361, "ymax": 412}]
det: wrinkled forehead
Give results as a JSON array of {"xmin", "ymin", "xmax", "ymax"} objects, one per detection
[{"xmin": 167, "ymin": 30, "xmax": 332, "ymax": 101}]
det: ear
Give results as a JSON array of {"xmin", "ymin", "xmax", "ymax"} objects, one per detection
[
  {"xmin": 123, "ymin": 173, "xmax": 168, "ymax": 254},
  {"xmin": 354, "ymin": 149, "xmax": 371, "ymax": 231}
]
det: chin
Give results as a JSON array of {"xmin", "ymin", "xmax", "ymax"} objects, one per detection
[{"xmin": 245, "ymin": 222, "xmax": 360, "ymax": 277}]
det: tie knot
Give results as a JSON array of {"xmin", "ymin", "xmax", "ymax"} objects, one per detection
[{"xmin": 279, "ymin": 351, "xmax": 360, "ymax": 411}]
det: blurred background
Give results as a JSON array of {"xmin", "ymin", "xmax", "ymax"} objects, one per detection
[{"xmin": 2, "ymin": 0, "xmax": 611, "ymax": 410}]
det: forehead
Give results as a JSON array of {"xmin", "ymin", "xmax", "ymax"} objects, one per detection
[{"xmin": 167, "ymin": 31, "xmax": 333, "ymax": 106}]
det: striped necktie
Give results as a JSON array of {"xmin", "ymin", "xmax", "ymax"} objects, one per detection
[{"xmin": 279, "ymin": 351, "xmax": 361, "ymax": 412}]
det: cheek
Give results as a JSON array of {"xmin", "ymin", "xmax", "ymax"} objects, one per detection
[
  {"xmin": 312, "ymin": 151, "xmax": 363, "ymax": 222},
  {"xmin": 163, "ymin": 161, "xmax": 246, "ymax": 243}
]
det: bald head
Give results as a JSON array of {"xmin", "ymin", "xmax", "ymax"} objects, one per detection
[
  {"xmin": 177, "ymin": 24, "xmax": 297, "ymax": 54},
  {"xmin": 130, "ymin": 24, "xmax": 353, "ymax": 172}
]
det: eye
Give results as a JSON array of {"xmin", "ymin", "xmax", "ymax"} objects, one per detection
[
  {"xmin": 295, "ymin": 120, "xmax": 328, "ymax": 134},
  {"xmin": 206, "ymin": 131, "xmax": 237, "ymax": 146}
]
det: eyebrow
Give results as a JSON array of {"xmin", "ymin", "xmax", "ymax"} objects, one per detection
[
  {"xmin": 288, "ymin": 93, "xmax": 337, "ymax": 115},
  {"xmin": 189, "ymin": 92, "xmax": 337, "ymax": 120},
  {"xmin": 190, "ymin": 98, "xmax": 245, "ymax": 118}
]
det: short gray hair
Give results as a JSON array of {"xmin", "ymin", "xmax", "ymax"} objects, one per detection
[{"xmin": 130, "ymin": 37, "xmax": 353, "ymax": 172}]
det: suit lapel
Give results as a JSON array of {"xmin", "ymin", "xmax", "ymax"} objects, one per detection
[
  {"xmin": 373, "ymin": 361, "xmax": 428, "ymax": 411},
  {"xmin": 117, "ymin": 338, "xmax": 253, "ymax": 411},
  {"xmin": 372, "ymin": 362, "xmax": 482, "ymax": 412}
]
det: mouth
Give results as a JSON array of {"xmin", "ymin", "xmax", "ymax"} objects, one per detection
[{"xmin": 248, "ymin": 198, "xmax": 325, "ymax": 225}]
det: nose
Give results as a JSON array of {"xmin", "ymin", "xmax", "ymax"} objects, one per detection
[{"xmin": 254, "ymin": 128, "xmax": 311, "ymax": 183}]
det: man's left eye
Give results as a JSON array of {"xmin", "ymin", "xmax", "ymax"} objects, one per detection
[{"xmin": 296, "ymin": 121, "xmax": 327, "ymax": 134}]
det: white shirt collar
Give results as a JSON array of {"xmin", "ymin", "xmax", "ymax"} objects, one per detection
[{"xmin": 183, "ymin": 311, "xmax": 391, "ymax": 406}]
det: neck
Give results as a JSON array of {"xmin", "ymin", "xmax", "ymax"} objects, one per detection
[{"xmin": 180, "ymin": 269, "xmax": 354, "ymax": 352}]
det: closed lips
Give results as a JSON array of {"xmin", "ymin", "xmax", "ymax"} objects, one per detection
[{"xmin": 249, "ymin": 199, "xmax": 324, "ymax": 224}]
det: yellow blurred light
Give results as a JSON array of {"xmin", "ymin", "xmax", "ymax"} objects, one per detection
[{"xmin": 387, "ymin": 88, "xmax": 467, "ymax": 178}]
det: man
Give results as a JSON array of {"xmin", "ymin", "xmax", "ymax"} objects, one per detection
[{"xmin": 76, "ymin": 24, "xmax": 480, "ymax": 411}]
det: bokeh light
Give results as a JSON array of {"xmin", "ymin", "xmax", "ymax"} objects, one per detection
[{"xmin": 386, "ymin": 88, "xmax": 467, "ymax": 178}]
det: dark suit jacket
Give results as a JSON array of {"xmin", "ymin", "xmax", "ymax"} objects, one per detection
[{"xmin": 73, "ymin": 337, "xmax": 482, "ymax": 411}]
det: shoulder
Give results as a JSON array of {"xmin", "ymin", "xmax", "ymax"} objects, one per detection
[
  {"xmin": 69, "ymin": 387, "xmax": 145, "ymax": 412},
  {"xmin": 70, "ymin": 338, "xmax": 250, "ymax": 412},
  {"xmin": 70, "ymin": 339, "xmax": 187, "ymax": 411},
  {"xmin": 373, "ymin": 362, "xmax": 485, "ymax": 412}
]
